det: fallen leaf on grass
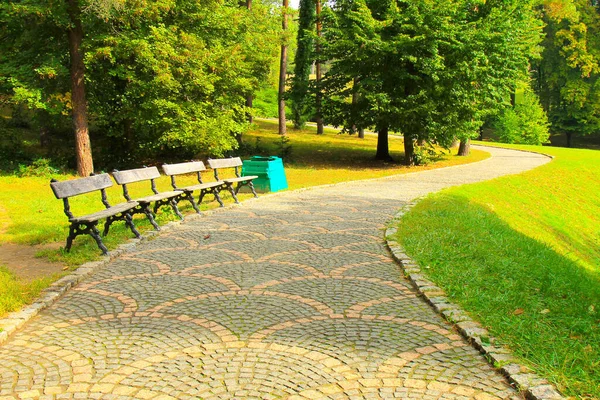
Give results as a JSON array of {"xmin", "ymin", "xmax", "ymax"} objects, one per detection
[
  {"xmin": 203, "ymin": 235, "xmax": 211, "ymax": 240},
  {"xmin": 540, "ymin": 309, "xmax": 550, "ymax": 314},
  {"xmin": 512, "ymin": 308, "xmax": 524, "ymax": 315}
]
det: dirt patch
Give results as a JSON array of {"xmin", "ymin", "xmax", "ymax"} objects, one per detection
[{"xmin": 0, "ymin": 243, "xmax": 66, "ymax": 281}]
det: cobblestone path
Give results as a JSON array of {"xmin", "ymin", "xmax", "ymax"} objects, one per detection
[{"xmin": 0, "ymin": 146, "xmax": 549, "ymax": 399}]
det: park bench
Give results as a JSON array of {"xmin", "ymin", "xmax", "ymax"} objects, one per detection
[
  {"xmin": 207, "ymin": 157, "xmax": 258, "ymax": 203},
  {"xmin": 112, "ymin": 166, "xmax": 184, "ymax": 230},
  {"xmin": 50, "ymin": 173, "xmax": 141, "ymax": 255},
  {"xmin": 162, "ymin": 161, "xmax": 226, "ymax": 211}
]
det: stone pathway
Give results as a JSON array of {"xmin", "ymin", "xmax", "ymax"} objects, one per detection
[{"xmin": 0, "ymin": 146, "xmax": 550, "ymax": 400}]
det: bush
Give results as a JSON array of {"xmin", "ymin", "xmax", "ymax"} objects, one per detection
[
  {"xmin": 17, "ymin": 158, "xmax": 60, "ymax": 178},
  {"xmin": 413, "ymin": 144, "xmax": 440, "ymax": 166},
  {"xmin": 494, "ymin": 90, "xmax": 550, "ymax": 145}
]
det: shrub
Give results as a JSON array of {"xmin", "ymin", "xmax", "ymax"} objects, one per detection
[
  {"xmin": 17, "ymin": 158, "xmax": 60, "ymax": 178},
  {"xmin": 494, "ymin": 91, "xmax": 550, "ymax": 145}
]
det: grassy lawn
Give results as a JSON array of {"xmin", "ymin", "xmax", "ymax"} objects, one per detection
[
  {"xmin": 0, "ymin": 119, "xmax": 487, "ymax": 317},
  {"xmin": 394, "ymin": 143, "xmax": 600, "ymax": 398},
  {"xmin": 0, "ymin": 266, "xmax": 54, "ymax": 316}
]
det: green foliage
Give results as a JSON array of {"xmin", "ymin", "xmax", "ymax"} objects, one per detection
[
  {"xmin": 253, "ymin": 86, "xmax": 281, "ymax": 118},
  {"xmin": 0, "ymin": 266, "xmax": 54, "ymax": 317},
  {"xmin": 0, "ymin": 0, "xmax": 281, "ymax": 169},
  {"xmin": 276, "ymin": 134, "xmax": 293, "ymax": 160},
  {"xmin": 494, "ymin": 88, "xmax": 551, "ymax": 145},
  {"xmin": 396, "ymin": 144, "xmax": 600, "ymax": 397},
  {"xmin": 17, "ymin": 158, "xmax": 60, "ymax": 178},
  {"xmin": 534, "ymin": 0, "xmax": 600, "ymax": 144},
  {"xmin": 289, "ymin": 0, "xmax": 316, "ymax": 128},
  {"xmin": 320, "ymin": 0, "xmax": 543, "ymax": 163},
  {"xmin": 412, "ymin": 145, "xmax": 440, "ymax": 166}
]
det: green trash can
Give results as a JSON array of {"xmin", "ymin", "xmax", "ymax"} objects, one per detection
[{"xmin": 242, "ymin": 156, "xmax": 288, "ymax": 193}]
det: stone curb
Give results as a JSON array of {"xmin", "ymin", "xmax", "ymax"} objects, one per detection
[{"xmin": 384, "ymin": 202, "xmax": 564, "ymax": 400}]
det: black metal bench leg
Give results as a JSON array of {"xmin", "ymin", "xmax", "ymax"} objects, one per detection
[
  {"xmin": 103, "ymin": 217, "xmax": 114, "ymax": 236},
  {"xmin": 227, "ymin": 183, "xmax": 240, "ymax": 204},
  {"xmin": 125, "ymin": 213, "xmax": 141, "ymax": 238},
  {"xmin": 170, "ymin": 198, "xmax": 184, "ymax": 220},
  {"xmin": 248, "ymin": 181, "xmax": 258, "ymax": 198},
  {"xmin": 142, "ymin": 204, "xmax": 160, "ymax": 230},
  {"xmin": 213, "ymin": 188, "xmax": 225, "ymax": 207},
  {"xmin": 65, "ymin": 224, "xmax": 77, "ymax": 252},
  {"xmin": 89, "ymin": 223, "xmax": 109, "ymax": 255},
  {"xmin": 185, "ymin": 192, "xmax": 200, "ymax": 213}
]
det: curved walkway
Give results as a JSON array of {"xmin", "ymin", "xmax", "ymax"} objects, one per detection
[{"xmin": 0, "ymin": 146, "xmax": 550, "ymax": 400}]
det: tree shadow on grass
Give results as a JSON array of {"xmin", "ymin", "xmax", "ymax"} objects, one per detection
[{"xmin": 397, "ymin": 194, "xmax": 600, "ymax": 398}]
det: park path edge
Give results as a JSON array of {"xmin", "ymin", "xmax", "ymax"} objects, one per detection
[{"xmin": 385, "ymin": 201, "xmax": 565, "ymax": 400}]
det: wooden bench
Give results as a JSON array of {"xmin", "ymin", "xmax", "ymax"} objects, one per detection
[
  {"xmin": 112, "ymin": 166, "xmax": 184, "ymax": 230},
  {"xmin": 50, "ymin": 173, "xmax": 141, "ymax": 255},
  {"xmin": 207, "ymin": 157, "xmax": 258, "ymax": 203},
  {"xmin": 162, "ymin": 161, "xmax": 226, "ymax": 211}
]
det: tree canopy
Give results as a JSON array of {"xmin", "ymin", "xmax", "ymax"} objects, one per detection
[
  {"xmin": 319, "ymin": 0, "xmax": 543, "ymax": 164},
  {"xmin": 0, "ymin": 0, "xmax": 280, "ymax": 171}
]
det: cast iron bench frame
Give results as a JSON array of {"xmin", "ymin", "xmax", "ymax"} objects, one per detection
[
  {"xmin": 112, "ymin": 166, "xmax": 184, "ymax": 230},
  {"xmin": 162, "ymin": 161, "xmax": 226, "ymax": 211},
  {"xmin": 50, "ymin": 173, "xmax": 141, "ymax": 255},
  {"xmin": 207, "ymin": 157, "xmax": 258, "ymax": 203}
]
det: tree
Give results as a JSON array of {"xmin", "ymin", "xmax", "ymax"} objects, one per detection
[
  {"xmin": 66, "ymin": 0, "xmax": 93, "ymax": 176},
  {"xmin": 1, "ymin": 0, "xmax": 280, "ymax": 169},
  {"xmin": 533, "ymin": 0, "xmax": 600, "ymax": 147},
  {"xmin": 290, "ymin": 0, "xmax": 315, "ymax": 128},
  {"xmin": 0, "ymin": 0, "xmax": 95, "ymax": 176},
  {"xmin": 321, "ymin": 0, "xmax": 542, "ymax": 163},
  {"xmin": 278, "ymin": 0, "xmax": 289, "ymax": 135},
  {"xmin": 315, "ymin": 0, "xmax": 324, "ymax": 135},
  {"xmin": 494, "ymin": 84, "xmax": 551, "ymax": 145}
]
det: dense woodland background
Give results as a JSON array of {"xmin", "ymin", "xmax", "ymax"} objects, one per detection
[{"xmin": 1, "ymin": 0, "xmax": 599, "ymax": 174}]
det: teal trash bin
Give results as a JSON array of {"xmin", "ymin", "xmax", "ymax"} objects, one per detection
[{"xmin": 242, "ymin": 156, "xmax": 288, "ymax": 193}]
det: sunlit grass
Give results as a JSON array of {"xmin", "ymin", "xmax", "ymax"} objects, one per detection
[
  {"xmin": 0, "ymin": 266, "xmax": 54, "ymax": 316},
  {"xmin": 395, "ymin": 143, "xmax": 600, "ymax": 398}
]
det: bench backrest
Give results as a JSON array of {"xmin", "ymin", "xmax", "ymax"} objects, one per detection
[
  {"xmin": 207, "ymin": 157, "xmax": 243, "ymax": 169},
  {"xmin": 50, "ymin": 173, "xmax": 113, "ymax": 199},
  {"xmin": 112, "ymin": 166, "xmax": 161, "ymax": 185},
  {"xmin": 162, "ymin": 161, "xmax": 206, "ymax": 176}
]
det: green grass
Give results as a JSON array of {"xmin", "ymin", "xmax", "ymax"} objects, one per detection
[
  {"xmin": 0, "ymin": 266, "xmax": 54, "ymax": 316},
  {"xmin": 395, "ymin": 143, "xmax": 600, "ymax": 398},
  {"xmin": 0, "ymin": 119, "xmax": 487, "ymax": 317}
]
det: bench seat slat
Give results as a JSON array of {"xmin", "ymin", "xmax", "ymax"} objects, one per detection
[
  {"xmin": 162, "ymin": 161, "xmax": 206, "ymax": 176},
  {"xmin": 113, "ymin": 167, "xmax": 161, "ymax": 185},
  {"xmin": 177, "ymin": 182, "xmax": 224, "ymax": 192},
  {"xmin": 132, "ymin": 191, "xmax": 182, "ymax": 204},
  {"xmin": 223, "ymin": 175, "xmax": 258, "ymax": 184},
  {"xmin": 69, "ymin": 201, "xmax": 139, "ymax": 223}
]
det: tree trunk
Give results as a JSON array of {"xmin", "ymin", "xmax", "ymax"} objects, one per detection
[
  {"xmin": 403, "ymin": 134, "xmax": 415, "ymax": 165},
  {"xmin": 38, "ymin": 110, "xmax": 51, "ymax": 148},
  {"xmin": 315, "ymin": 0, "xmax": 324, "ymax": 135},
  {"xmin": 278, "ymin": 0, "xmax": 288, "ymax": 135},
  {"xmin": 246, "ymin": 95, "xmax": 253, "ymax": 124},
  {"xmin": 458, "ymin": 138, "xmax": 470, "ymax": 156},
  {"xmin": 566, "ymin": 132, "xmax": 573, "ymax": 147},
  {"xmin": 375, "ymin": 124, "xmax": 393, "ymax": 161},
  {"xmin": 245, "ymin": 0, "xmax": 253, "ymax": 124},
  {"xmin": 67, "ymin": 0, "xmax": 93, "ymax": 177},
  {"xmin": 351, "ymin": 77, "xmax": 364, "ymax": 138}
]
